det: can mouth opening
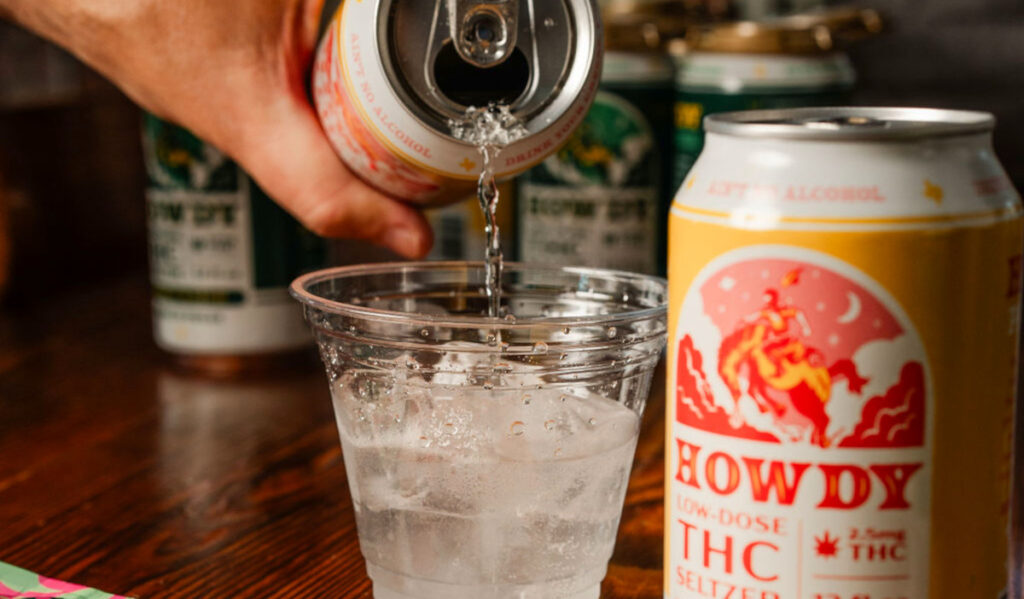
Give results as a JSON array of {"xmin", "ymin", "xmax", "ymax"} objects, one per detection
[
  {"xmin": 378, "ymin": 0, "xmax": 599, "ymax": 140},
  {"xmin": 434, "ymin": 42, "xmax": 532, "ymax": 107}
]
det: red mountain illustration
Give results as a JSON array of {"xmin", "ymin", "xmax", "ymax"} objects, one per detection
[
  {"xmin": 838, "ymin": 362, "xmax": 925, "ymax": 448},
  {"xmin": 676, "ymin": 335, "xmax": 781, "ymax": 443},
  {"xmin": 676, "ymin": 336, "xmax": 925, "ymax": 448}
]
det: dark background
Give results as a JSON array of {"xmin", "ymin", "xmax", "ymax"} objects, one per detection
[
  {"xmin": 0, "ymin": 0, "xmax": 1022, "ymax": 302},
  {"xmin": 840, "ymin": 0, "xmax": 1024, "ymax": 190}
]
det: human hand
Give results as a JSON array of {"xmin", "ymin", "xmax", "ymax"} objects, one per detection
[{"xmin": 0, "ymin": 0, "xmax": 432, "ymax": 258}]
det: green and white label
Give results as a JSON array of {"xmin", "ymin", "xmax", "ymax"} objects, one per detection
[
  {"xmin": 519, "ymin": 91, "xmax": 659, "ymax": 274},
  {"xmin": 144, "ymin": 116, "xmax": 322, "ymax": 354},
  {"xmin": 672, "ymin": 52, "xmax": 856, "ymax": 189}
]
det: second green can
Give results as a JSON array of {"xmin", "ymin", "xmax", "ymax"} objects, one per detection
[
  {"xmin": 670, "ymin": 18, "xmax": 861, "ymax": 188},
  {"xmin": 518, "ymin": 18, "xmax": 675, "ymax": 276}
]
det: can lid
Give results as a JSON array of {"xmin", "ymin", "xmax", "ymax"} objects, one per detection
[
  {"xmin": 777, "ymin": 6, "xmax": 883, "ymax": 44},
  {"xmin": 705, "ymin": 107, "xmax": 995, "ymax": 141},
  {"xmin": 602, "ymin": 1, "xmax": 694, "ymax": 51},
  {"xmin": 603, "ymin": 15, "xmax": 676, "ymax": 53},
  {"xmin": 680, "ymin": 21, "xmax": 832, "ymax": 54},
  {"xmin": 604, "ymin": 0, "xmax": 731, "ymax": 26},
  {"xmin": 675, "ymin": 6, "xmax": 882, "ymax": 55}
]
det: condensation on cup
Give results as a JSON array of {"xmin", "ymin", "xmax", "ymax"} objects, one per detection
[
  {"xmin": 666, "ymin": 107, "xmax": 1023, "ymax": 598},
  {"xmin": 312, "ymin": 0, "xmax": 603, "ymax": 202}
]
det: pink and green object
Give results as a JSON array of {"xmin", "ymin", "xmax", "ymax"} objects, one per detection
[{"xmin": 0, "ymin": 561, "xmax": 127, "ymax": 599}]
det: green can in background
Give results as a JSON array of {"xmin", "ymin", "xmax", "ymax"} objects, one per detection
[
  {"xmin": 142, "ymin": 115, "xmax": 326, "ymax": 368},
  {"xmin": 671, "ymin": 19, "xmax": 860, "ymax": 188},
  {"xmin": 518, "ymin": 19, "xmax": 676, "ymax": 275}
]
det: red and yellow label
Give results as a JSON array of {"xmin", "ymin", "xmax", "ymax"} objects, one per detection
[
  {"xmin": 312, "ymin": 10, "xmax": 447, "ymax": 201},
  {"xmin": 667, "ymin": 210, "xmax": 1021, "ymax": 598}
]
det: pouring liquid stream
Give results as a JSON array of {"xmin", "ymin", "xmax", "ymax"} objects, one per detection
[
  {"xmin": 478, "ymin": 147, "xmax": 502, "ymax": 318},
  {"xmin": 449, "ymin": 105, "xmax": 528, "ymax": 318}
]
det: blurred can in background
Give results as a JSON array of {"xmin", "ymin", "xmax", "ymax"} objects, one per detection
[
  {"xmin": 142, "ymin": 116, "xmax": 326, "ymax": 375},
  {"xmin": 517, "ymin": 14, "xmax": 676, "ymax": 275},
  {"xmin": 667, "ymin": 107, "xmax": 1021, "ymax": 598},
  {"xmin": 0, "ymin": 22, "xmax": 83, "ymax": 110},
  {"xmin": 670, "ymin": 8, "xmax": 881, "ymax": 186}
]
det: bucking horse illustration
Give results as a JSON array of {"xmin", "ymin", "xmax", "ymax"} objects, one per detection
[{"xmin": 717, "ymin": 289, "xmax": 869, "ymax": 447}]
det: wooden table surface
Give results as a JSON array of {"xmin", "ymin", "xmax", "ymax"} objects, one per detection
[{"xmin": 0, "ymin": 277, "xmax": 664, "ymax": 598}]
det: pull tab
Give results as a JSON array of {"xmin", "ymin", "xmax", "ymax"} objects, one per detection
[{"xmin": 448, "ymin": 0, "xmax": 520, "ymax": 68}]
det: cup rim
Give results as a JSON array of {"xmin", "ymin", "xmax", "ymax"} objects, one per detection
[{"xmin": 290, "ymin": 261, "xmax": 667, "ymax": 329}]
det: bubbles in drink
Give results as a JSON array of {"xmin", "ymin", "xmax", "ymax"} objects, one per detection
[
  {"xmin": 332, "ymin": 373, "xmax": 640, "ymax": 598},
  {"xmin": 449, "ymin": 105, "xmax": 529, "ymax": 147}
]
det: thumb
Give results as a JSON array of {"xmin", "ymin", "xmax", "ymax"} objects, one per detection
[{"xmin": 229, "ymin": 94, "xmax": 433, "ymax": 259}]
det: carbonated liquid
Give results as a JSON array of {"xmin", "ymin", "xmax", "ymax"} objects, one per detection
[
  {"xmin": 332, "ymin": 379, "xmax": 639, "ymax": 599},
  {"xmin": 450, "ymin": 105, "xmax": 527, "ymax": 317}
]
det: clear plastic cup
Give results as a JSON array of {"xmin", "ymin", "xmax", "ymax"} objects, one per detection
[{"xmin": 291, "ymin": 262, "xmax": 667, "ymax": 599}]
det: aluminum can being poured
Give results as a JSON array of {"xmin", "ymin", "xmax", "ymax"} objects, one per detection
[{"xmin": 313, "ymin": 0, "xmax": 603, "ymax": 202}]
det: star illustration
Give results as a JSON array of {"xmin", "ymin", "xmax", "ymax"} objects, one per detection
[
  {"xmin": 814, "ymin": 531, "xmax": 840, "ymax": 558},
  {"xmin": 459, "ymin": 157, "xmax": 477, "ymax": 172},
  {"xmin": 923, "ymin": 179, "xmax": 944, "ymax": 204}
]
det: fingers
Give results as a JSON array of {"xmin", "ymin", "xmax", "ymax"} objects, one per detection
[{"xmin": 229, "ymin": 94, "xmax": 433, "ymax": 259}]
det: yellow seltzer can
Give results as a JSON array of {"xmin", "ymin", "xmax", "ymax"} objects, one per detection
[{"xmin": 666, "ymin": 107, "xmax": 1023, "ymax": 599}]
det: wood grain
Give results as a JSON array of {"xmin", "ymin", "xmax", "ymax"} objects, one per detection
[{"xmin": 0, "ymin": 277, "xmax": 663, "ymax": 598}]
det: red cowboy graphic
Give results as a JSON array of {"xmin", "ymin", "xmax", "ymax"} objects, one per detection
[
  {"xmin": 717, "ymin": 288, "xmax": 868, "ymax": 447},
  {"xmin": 676, "ymin": 258, "xmax": 925, "ymax": 449}
]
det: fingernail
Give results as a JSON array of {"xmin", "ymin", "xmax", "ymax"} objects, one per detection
[{"xmin": 383, "ymin": 226, "xmax": 427, "ymax": 258}]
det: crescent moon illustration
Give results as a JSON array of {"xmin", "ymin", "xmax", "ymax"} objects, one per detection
[{"xmin": 837, "ymin": 291, "xmax": 862, "ymax": 324}]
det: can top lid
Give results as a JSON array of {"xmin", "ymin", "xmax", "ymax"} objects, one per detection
[
  {"xmin": 603, "ymin": 13, "xmax": 686, "ymax": 53},
  {"xmin": 777, "ymin": 6, "xmax": 883, "ymax": 42},
  {"xmin": 672, "ymin": 6, "xmax": 882, "ymax": 55},
  {"xmin": 706, "ymin": 107, "xmax": 995, "ymax": 141},
  {"xmin": 602, "ymin": 1, "xmax": 694, "ymax": 51},
  {"xmin": 381, "ymin": 0, "xmax": 600, "ymax": 135}
]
